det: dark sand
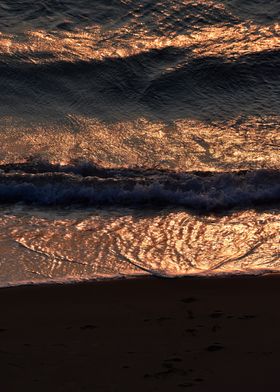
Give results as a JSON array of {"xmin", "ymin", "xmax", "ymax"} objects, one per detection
[{"xmin": 1, "ymin": 276, "xmax": 280, "ymax": 391}]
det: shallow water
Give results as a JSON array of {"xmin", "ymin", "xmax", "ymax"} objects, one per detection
[{"xmin": 0, "ymin": 0, "xmax": 279, "ymax": 286}]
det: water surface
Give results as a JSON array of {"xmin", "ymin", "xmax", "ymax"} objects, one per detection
[{"xmin": 0, "ymin": 0, "xmax": 279, "ymax": 285}]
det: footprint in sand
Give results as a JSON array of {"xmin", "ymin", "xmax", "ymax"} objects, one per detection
[
  {"xmin": 80, "ymin": 324, "xmax": 97, "ymax": 330},
  {"xmin": 205, "ymin": 344, "xmax": 224, "ymax": 352},
  {"xmin": 178, "ymin": 383, "xmax": 194, "ymax": 388},
  {"xmin": 238, "ymin": 314, "xmax": 257, "ymax": 320}
]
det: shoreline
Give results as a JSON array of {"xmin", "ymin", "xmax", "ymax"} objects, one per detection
[
  {"xmin": 2, "ymin": 269, "xmax": 280, "ymax": 291},
  {"xmin": 1, "ymin": 275, "xmax": 280, "ymax": 391}
]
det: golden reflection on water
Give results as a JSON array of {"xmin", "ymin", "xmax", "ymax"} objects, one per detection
[
  {"xmin": 0, "ymin": 208, "xmax": 278, "ymax": 284},
  {"xmin": 0, "ymin": 22, "xmax": 279, "ymax": 64},
  {"xmin": 0, "ymin": 0, "xmax": 278, "ymax": 172},
  {"xmin": 0, "ymin": 1, "xmax": 279, "ymax": 285},
  {"xmin": 0, "ymin": 0, "xmax": 279, "ymax": 65},
  {"xmin": 0, "ymin": 115, "xmax": 279, "ymax": 171}
]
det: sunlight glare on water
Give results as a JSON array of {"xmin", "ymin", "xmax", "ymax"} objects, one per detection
[{"xmin": 0, "ymin": 0, "xmax": 279, "ymax": 285}]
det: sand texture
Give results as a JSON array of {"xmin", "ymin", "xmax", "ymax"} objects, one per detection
[{"xmin": 1, "ymin": 276, "xmax": 280, "ymax": 391}]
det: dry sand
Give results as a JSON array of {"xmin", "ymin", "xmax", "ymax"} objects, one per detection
[{"xmin": 1, "ymin": 276, "xmax": 280, "ymax": 391}]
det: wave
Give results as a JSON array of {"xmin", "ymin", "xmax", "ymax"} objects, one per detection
[
  {"xmin": 1, "ymin": 47, "xmax": 280, "ymax": 122},
  {"xmin": 0, "ymin": 163, "xmax": 279, "ymax": 211}
]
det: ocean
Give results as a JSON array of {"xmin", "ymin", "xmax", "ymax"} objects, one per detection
[{"xmin": 0, "ymin": 0, "xmax": 279, "ymax": 286}]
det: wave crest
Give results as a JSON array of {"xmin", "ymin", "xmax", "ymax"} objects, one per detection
[{"xmin": 0, "ymin": 163, "xmax": 279, "ymax": 211}]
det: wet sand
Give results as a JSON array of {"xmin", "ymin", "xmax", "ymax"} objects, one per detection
[{"xmin": 1, "ymin": 276, "xmax": 280, "ymax": 391}]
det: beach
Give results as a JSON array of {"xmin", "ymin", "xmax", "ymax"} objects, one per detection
[
  {"xmin": 0, "ymin": 1, "xmax": 279, "ymax": 390},
  {"xmin": 1, "ymin": 276, "xmax": 280, "ymax": 391}
]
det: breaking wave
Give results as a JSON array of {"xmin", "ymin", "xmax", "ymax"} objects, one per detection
[
  {"xmin": 0, "ymin": 163, "xmax": 279, "ymax": 211},
  {"xmin": 0, "ymin": 0, "xmax": 279, "ymax": 286}
]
